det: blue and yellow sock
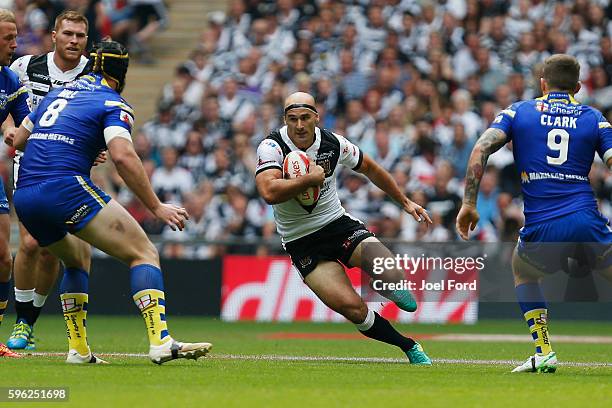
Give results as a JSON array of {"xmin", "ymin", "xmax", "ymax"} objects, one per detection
[
  {"xmin": 0, "ymin": 281, "xmax": 9, "ymax": 326},
  {"xmin": 130, "ymin": 264, "xmax": 170, "ymax": 347},
  {"xmin": 59, "ymin": 268, "xmax": 90, "ymax": 355},
  {"xmin": 516, "ymin": 282, "xmax": 552, "ymax": 355}
]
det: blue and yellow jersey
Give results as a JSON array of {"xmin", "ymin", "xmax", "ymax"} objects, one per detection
[
  {"xmin": 17, "ymin": 73, "xmax": 134, "ymax": 188},
  {"xmin": 490, "ymin": 92, "xmax": 612, "ymax": 226},
  {"xmin": 0, "ymin": 66, "xmax": 30, "ymax": 126}
]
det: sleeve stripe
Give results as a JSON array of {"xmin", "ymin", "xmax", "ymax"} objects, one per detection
[
  {"xmin": 500, "ymin": 109, "xmax": 516, "ymax": 118},
  {"xmin": 599, "ymin": 122, "xmax": 611, "ymax": 129},
  {"xmin": 255, "ymin": 164, "xmax": 282, "ymax": 176},
  {"xmin": 104, "ymin": 100, "xmax": 134, "ymax": 115},
  {"xmin": 603, "ymin": 148, "xmax": 612, "ymax": 163},
  {"xmin": 7, "ymin": 86, "xmax": 28, "ymax": 102}
]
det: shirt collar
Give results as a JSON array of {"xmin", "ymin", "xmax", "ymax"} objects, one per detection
[{"xmin": 543, "ymin": 92, "xmax": 578, "ymax": 105}]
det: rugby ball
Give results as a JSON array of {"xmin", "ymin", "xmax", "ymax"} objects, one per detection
[{"xmin": 283, "ymin": 150, "xmax": 320, "ymax": 206}]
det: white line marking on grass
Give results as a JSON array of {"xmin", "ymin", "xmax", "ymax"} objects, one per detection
[
  {"xmin": 26, "ymin": 352, "xmax": 612, "ymax": 367},
  {"xmin": 433, "ymin": 334, "xmax": 612, "ymax": 344}
]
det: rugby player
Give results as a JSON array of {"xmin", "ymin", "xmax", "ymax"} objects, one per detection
[
  {"xmin": 255, "ymin": 92, "xmax": 433, "ymax": 364},
  {"xmin": 0, "ymin": 9, "xmax": 31, "ymax": 358},
  {"xmin": 3, "ymin": 10, "xmax": 91, "ymax": 351},
  {"xmin": 457, "ymin": 54, "xmax": 612, "ymax": 373},
  {"xmin": 10, "ymin": 40, "xmax": 212, "ymax": 364}
]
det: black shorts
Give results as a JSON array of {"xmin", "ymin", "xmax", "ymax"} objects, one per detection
[{"xmin": 284, "ymin": 215, "xmax": 374, "ymax": 279}]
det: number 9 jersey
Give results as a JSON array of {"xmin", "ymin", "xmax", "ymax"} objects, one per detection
[
  {"xmin": 490, "ymin": 92, "xmax": 612, "ymax": 227},
  {"xmin": 17, "ymin": 73, "xmax": 134, "ymax": 189}
]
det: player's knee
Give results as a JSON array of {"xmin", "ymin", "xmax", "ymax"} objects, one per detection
[
  {"xmin": 131, "ymin": 240, "xmax": 159, "ymax": 266},
  {"xmin": 337, "ymin": 299, "xmax": 368, "ymax": 324},
  {"xmin": 19, "ymin": 234, "xmax": 41, "ymax": 256},
  {"xmin": 39, "ymin": 248, "xmax": 57, "ymax": 263}
]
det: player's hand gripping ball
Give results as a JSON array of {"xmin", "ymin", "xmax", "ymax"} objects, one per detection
[{"xmin": 283, "ymin": 150, "xmax": 320, "ymax": 206}]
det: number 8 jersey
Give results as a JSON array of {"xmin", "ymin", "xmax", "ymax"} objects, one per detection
[
  {"xmin": 490, "ymin": 92, "xmax": 612, "ymax": 227},
  {"xmin": 17, "ymin": 73, "xmax": 134, "ymax": 189}
]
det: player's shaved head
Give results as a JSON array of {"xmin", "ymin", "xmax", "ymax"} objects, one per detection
[
  {"xmin": 283, "ymin": 92, "xmax": 319, "ymax": 149},
  {"xmin": 284, "ymin": 92, "xmax": 317, "ymax": 115},
  {"xmin": 542, "ymin": 54, "xmax": 580, "ymax": 93},
  {"xmin": 285, "ymin": 92, "xmax": 315, "ymax": 107}
]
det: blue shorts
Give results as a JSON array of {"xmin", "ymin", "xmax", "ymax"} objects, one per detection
[
  {"xmin": 14, "ymin": 176, "xmax": 111, "ymax": 246},
  {"xmin": 518, "ymin": 208, "xmax": 612, "ymax": 273},
  {"xmin": 0, "ymin": 177, "xmax": 9, "ymax": 215}
]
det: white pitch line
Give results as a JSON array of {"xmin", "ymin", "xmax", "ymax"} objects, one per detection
[
  {"xmin": 433, "ymin": 334, "xmax": 612, "ymax": 344},
  {"xmin": 25, "ymin": 352, "xmax": 612, "ymax": 367}
]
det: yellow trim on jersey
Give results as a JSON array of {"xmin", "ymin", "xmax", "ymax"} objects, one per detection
[
  {"xmin": 500, "ymin": 109, "xmax": 516, "ymax": 118},
  {"xmin": 80, "ymin": 75, "xmax": 96, "ymax": 83},
  {"xmin": 104, "ymin": 100, "xmax": 134, "ymax": 115},
  {"xmin": 599, "ymin": 122, "xmax": 611, "ymax": 129},
  {"xmin": 7, "ymin": 86, "xmax": 28, "ymax": 102},
  {"xmin": 537, "ymin": 93, "xmax": 579, "ymax": 105},
  {"xmin": 75, "ymin": 176, "xmax": 105, "ymax": 207}
]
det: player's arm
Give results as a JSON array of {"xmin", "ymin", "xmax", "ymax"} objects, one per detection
[
  {"xmin": 597, "ymin": 114, "xmax": 612, "ymax": 170},
  {"xmin": 456, "ymin": 127, "xmax": 507, "ymax": 239},
  {"xmin": 255, "ymin": 167, "xmax": 324, "ymax": 205},
  {"xmin": 462, "ymin": 128, "xmax": 507, "ymax": 206},
  {"xmin": 356, "ymin": 154, "xmax": 431, "ymax": 223},
  {"xmin": 1, "ymin": 115, "xmax": 17, "ymax": 146},
  {"xmin": 12, "ymin": 116, "xmax": 34, "ymax": 150},
  {"xmin": 107, "ymin": 137, "xmax": 187, "ymax": 230}
]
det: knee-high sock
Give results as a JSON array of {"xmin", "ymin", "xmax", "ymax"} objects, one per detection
[
  {"xmin": 516, "ymin": 282, "xmax": 552, "ymax": 355},
  {"xmin": 59, "ymin": 268, "xmax": 90, "ymax": 355},
  {"xmin": 130, "ymin": 264, "xmax": 170, "ymax": 347},
  {"xmin": 357, "ymin": 309, "xmax": 416, "ymax": 352}
]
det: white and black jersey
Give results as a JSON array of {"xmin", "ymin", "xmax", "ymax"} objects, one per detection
[
  {"xmin": 255, "ymin": 126, "xmax": 364, "ymax": 243},
  {"xmin": 9, "ymin": 52, "xmax": 89, "ymax": 189},
  {"xmin": 10, "ymin": 52, "xmax": 89, "ymax": 110}
]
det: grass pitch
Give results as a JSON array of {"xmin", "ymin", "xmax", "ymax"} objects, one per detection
[{"xmin": 1, "ymin": 316, "xmax": 611, "ymax": 407}]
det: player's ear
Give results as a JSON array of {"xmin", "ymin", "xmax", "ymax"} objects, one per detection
[
  {"xmin": 51, "ymin": 30, "xmax": 57, "ymax": 44},
  {"xmin": 574, "ymin": 82, "xmax": 581, "ymax": 95},
  {"xmin": 540, "ymin": 78, "xmax": 547, "ymax": 95}
]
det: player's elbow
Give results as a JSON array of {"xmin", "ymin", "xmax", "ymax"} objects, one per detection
[
  {"xmin": 111, "ymin": 149, "xmax": 138, "ymax": 170},
  {"xmin": 259, "ymin": 188, "xmax": 282, "ymax": 205}
]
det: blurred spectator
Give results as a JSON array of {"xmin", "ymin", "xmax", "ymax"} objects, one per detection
[
  {"xmin": 151, "ymin": 147, "xmax": 194, "ymax": 205},
  {"xmin": 127, "ymin": 0, "xmax": 168, "ymax": 64}
]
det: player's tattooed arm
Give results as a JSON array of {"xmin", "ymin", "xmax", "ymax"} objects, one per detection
[{"xmin": 463, "ymin": 128, "xmax": 507, "ymax": 206}]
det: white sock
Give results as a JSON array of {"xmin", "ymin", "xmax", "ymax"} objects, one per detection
[
  {"xmin": 355, "ymin": 308, "xmax": 375, "ymax": 331},
  {"xmin": 33, "ymin": 292, "xmax": 48, "ymax": 308},
  {"xmin": 14, "ymin": 288, "xmax": 34, "ymax": 303}
]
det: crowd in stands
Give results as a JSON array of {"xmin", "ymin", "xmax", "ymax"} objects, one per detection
[
  {"xmin": 4, "ymin": 0, "xmax": 612, "ymax": 259},
  {"xmin": 121, "ymin": 0, "xmax": 612, "ymax": 258},
  {"xmin": 5, "ymin": 0, "xmax": 167, "ymax": 63}
]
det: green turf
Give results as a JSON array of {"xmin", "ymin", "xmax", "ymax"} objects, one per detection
[{"xmin": 1, "ymin": 315, "xmax": 611, "ymax": 407}]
